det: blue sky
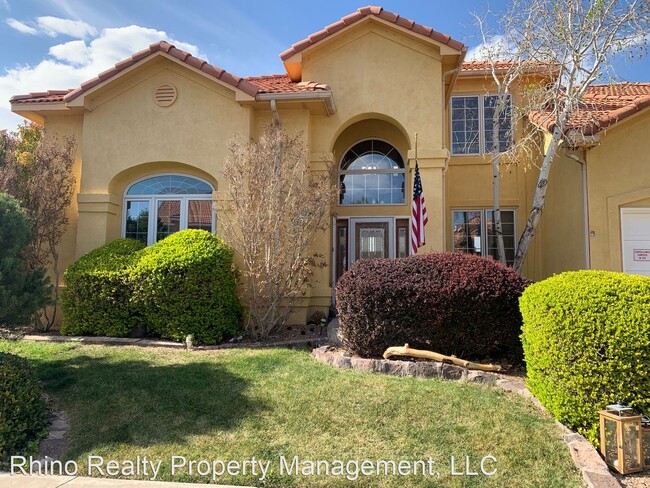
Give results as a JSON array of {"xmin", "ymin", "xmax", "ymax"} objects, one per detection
[{"xmin": 1, "ymin": 0, "xmax": 648, "ymax": 130}]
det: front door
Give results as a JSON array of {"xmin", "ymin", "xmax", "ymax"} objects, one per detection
[
  {"xmin": 333, "ymin": 217, "xmax": 410, "ymax": 303},
  {"xmin": 354, "ymin": 221, "xmax": 389, "ymax": 261}
]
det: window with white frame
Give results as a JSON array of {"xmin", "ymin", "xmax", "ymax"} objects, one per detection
[
  {"xmin": 339, "ymin": 139, "xmax": 406, "ymax": 205},
  {"xmin": 123, "ymin": 175, "xmax": 214, "ymax": 245},
  {"xmin": 451, "ymin": 95, "xmax": 513, "ymax": 155},
  {"xmin": 452, "ymin": 209, "xmax": 516, "ymax": 265}
]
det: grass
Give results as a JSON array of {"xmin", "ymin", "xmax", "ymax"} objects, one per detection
[{"xmin": 0, "ymin": 340, "xmax": 581, "ymax": 487}]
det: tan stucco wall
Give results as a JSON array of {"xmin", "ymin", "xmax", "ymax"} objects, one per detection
[
  {"xmin": 585, "ymin": 110, "xmax": 650, "ymax": 271},
  {"xmin": 539, "ymin": 148, "xmax": 587, "ymax": 277},
  {"xmin": 73, "ymin": 56, "xmax": 251, "ymax": 257},
  {"xmin": 302, "ymin": 19, "xmax": 449, "ymax": 254}
]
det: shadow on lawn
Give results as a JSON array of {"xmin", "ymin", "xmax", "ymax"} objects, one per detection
[{"xmin": 30, "ymin": 353, "xmax": 265, "ymax": 459}]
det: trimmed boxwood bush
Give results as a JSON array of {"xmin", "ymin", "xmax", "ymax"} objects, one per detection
[
  {"xmin": 61, "ymin": 238, "xmax": 146, "ymax": 337},
  {"xmin": 62, "ymin": 230, "xmax": 242, "ymax": 345},
  {"xmin": 520, "ymin": 270, "xmax": 650, "ymax": 445},
  {"xmin": 336, "ymin": 252, "xmax": 531, "ymax": 359},
  {"xmin": 132, "ymin": 230, "xmax": 242, "ymax": 344},
  {"xmin": 0, "ymin": 353, "xmax": 49, "ymax": 464}
]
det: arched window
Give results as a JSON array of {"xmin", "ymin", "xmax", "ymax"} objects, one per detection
[
  {"xmin": 123, "ymin": 174, "xmax": 214, "ymax": 245},
  {"xmin": 339, "ymin": 139, "xmax": 406, "ymax": 205}
]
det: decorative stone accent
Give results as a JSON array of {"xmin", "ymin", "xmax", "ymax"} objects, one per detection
[{"xmin": 311, "ymin": 346, "xmax": 494, "ymax": 384}]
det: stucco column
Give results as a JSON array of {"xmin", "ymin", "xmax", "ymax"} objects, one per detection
[
  {"xmin": 75, "ymin": 193, "xmax": 121, "ymax": 257},
  {"xmin": 408, "ymin": 149, "xmax": 449, "ymax": 253},
  {"xmin": 309, "ymin": 152, "xmax": 334, "ymax": 309}
]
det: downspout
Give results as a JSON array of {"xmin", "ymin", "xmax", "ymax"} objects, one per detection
[
  {"xmin": 439, "ymin": 48, "xmax": 467, "ymax": 252},
  {"xmin": 442, "ymin": 47, "xmax": 467, "ymax": 151},
  {"xmin": 562, "ymin": 144, "xmax": 590, "ymax": 269},
  {"xmin": 270, "ymin": 99, "xmax": 280, "ymax": 124}
]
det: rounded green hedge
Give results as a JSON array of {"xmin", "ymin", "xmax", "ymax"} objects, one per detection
[
  {"xmin": 61, "ymin": 238, "xmax": 146, "ymax": 337},
  {"xmin": 132, "ymin": 230, "xmax": 242, "ymax": 344},
  {"xmin": 0, "ymin": 352, "xmax": 49, "ymax": 464},
  {"xmin": 62, "ymin": 230, "xmax": 242, "ymax": 345},
  {"xmin": 520, "ymin": 270, "xmax": 650, "ymax": 445}
]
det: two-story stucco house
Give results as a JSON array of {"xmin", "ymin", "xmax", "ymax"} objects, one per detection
[{"xmin": 10, "ymin": 6, "xmax": 650, "ymax": 324}]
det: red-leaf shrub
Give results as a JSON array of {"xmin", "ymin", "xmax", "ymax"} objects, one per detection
[{"xmin": 336, "ymin": 252, "xmax": 531, "ymax": 359}]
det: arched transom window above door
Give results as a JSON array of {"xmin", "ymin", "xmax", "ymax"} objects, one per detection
[
  {"xmin": 339, "ymin": 139, "xmax": 406, "ymax": 205},
  {"xmin": 123, "ymin": 174, "xmax": 214, "ymax": 245}
]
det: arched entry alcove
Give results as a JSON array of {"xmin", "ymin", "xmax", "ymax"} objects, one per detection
[{"xmin": 331, "ymin": 117, "xmax": 412, "ymax": 286}]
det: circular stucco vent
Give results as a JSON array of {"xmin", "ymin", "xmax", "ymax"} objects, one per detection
[{"xmin": 154, "ymin": 84, "xmax": 177, "ymax": 107}]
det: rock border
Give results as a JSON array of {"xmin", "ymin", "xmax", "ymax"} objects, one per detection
[{"xmin": 311, "ymin": 345, "xmax": 622, "ymax": 488}]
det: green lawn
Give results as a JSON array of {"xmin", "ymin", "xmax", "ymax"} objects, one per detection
[{"xmin": 1, "ymin": 340, "xmax": 581, "ymax": 487}]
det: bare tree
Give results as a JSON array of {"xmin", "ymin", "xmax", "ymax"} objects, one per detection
[
  {"xmin": 500, "ymin": 0, "xmax": 649, "ymax": 273},
  {"xmin": 0, "ymin": 123, "xmax": 77, "ymax": 330},
  {"xmin": 219, "ymin": 122, "xmax": 338, "ymax": 338}
]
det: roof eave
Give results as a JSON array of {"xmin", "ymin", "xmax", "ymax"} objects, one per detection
[{"xmin": 256, "ymin": 91, "xmax": 336, "ymax": 115}]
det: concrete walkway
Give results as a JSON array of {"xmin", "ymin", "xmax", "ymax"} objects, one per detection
[{"xmin": 0, "ymin": 473, "xmax": 252, "ymax": 487}]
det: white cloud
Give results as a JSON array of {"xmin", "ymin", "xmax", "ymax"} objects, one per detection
[
  {"xmin": 466, "ymin": 35, "xmax": 514, "ymax": 61},
  {"xmin": 6, "ymin": 18, "xmax": 38, "ymax": 35},
  {"xmin": 48, "ymin": 40, "xmax": 91, "ymax": 65},
  {"xmin": 0, "ymin": 0, "xmax": 10, "ymax": 11},
  {"xmin": 36, "ymin": 16, "xmax": 97, "ymax": 38},
  {"xmin": 1, "ymin": 25, "xmax": 205, "ymax": 130}
]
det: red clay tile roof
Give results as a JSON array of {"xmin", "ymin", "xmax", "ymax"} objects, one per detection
[
  {"xmin": 460, "ymin": 60, "xmax": 559, "ymax": 74},
  {"xmin": 11, "ymin": 90, "xmax": 74, "ymax": 104},
  {"xmin": 245, "ymin": 74, "xmax": 330, "ymax": 93},
  {"xmin": 11, "ymin": 45, "xmax": 334, "ymax": 105},
  {"xmin": 280, "ymin": 5, "xmax": 464, "ymax": 61},
  {"xmin": 461, "ymin": 61, "xmax": 515, "ymax": 72},
  {"xmin": 529, "ymin": 83, "xmax": 650, "ymax": 136},
  {"xmin": 60, "ymin": 41, "xmax": 260, "ymax": 101}
]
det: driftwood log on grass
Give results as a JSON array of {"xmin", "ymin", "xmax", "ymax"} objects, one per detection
[{"xmin": 383, "ymin": 344, "xmax": 503, "ymax": 372}]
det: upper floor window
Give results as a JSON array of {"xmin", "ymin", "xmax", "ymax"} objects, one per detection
[
  {"xmin": 339, "ymin": 139, "xmax": 406, "ymax": 205},
  {"xmin": 451, "ymin": 95, "xmax": 512, "ymax": 155},
  {"xmin": 123, "ymin": 174, "xmax": 214, "ymax": 245}
]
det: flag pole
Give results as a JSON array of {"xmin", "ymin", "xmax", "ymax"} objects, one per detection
[{"xmin": 415, "ymin": 132, "xmax": 418, "ymax": 161}]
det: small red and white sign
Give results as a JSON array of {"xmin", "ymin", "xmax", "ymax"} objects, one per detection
[{"xmin": 633, "ymin": 249, "xmax": 650, "ymax": 261}]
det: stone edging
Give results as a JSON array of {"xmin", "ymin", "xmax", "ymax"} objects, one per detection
[
  {"xmin": 38, "ymin": 393, "xmax": 69, "ymax": 462},
  {"xmin": 311, "ymin": 345, "xmax": 621, "ymax": 488}
]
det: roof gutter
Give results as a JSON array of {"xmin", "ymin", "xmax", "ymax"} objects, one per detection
[
  {"xmin": 256, "ymin": 91, "xmax": 336, "ymax": 115},
  {"xmin": 444, "ymin": 46, "xmax": 467, "ymax": 104},
  {"xmin": 441, "ymin": 47, "xmax": 467, "ymax": 148}
]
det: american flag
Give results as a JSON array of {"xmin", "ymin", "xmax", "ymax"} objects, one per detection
[{"xmin": 411, "ymin": 161, "xmax": 428, "ymax": 254}]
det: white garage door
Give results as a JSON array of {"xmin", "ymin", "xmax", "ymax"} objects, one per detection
[{"xmin": 621, "ymin": 208, "xmax": 650, "ymax": 276}]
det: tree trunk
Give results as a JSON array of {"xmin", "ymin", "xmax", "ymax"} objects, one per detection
[
  {"xmin": 491, "ymin": 99, "xmax": 506, "ymax": 265},
  {"xmin": 492, "ymin": 148, "xmax": 506, "ymax": 266},
  {"xmin": 383, "ymin": 344, "xmax": 503, "ymax": 372}
]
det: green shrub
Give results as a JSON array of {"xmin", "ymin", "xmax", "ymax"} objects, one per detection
[
  {"xmin": 337, "ymin": 252, "xmax": 531, "ymax": 359},
  {"xmin": 0, "ymin": 193, "xmax": 51, "ymax": 327},
  {"xmin": 132, "ymin": 230, "xmax": 242, "ymax": 345},
  {"xmin": 62, "ymin": 230, "xmax": 242, "ymax": 345},
  {"xmin": 0, "ymin": 352, "xmax": 49, "ymax": 464},
  {"xmin": 61, "ymin": 239, "xmax": 146, "ymax": 336},
  {"xmin": 520, "ymin": 270, "xmax": 650, "ymax": 445}
]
